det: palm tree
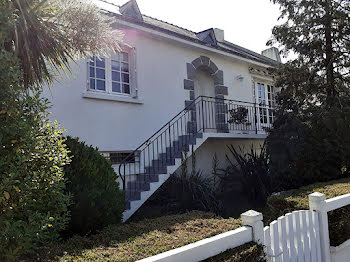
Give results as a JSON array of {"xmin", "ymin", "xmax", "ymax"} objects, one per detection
[{"xmin": 1, "ymin": 0, "xmax": 124, "ymax": 87}]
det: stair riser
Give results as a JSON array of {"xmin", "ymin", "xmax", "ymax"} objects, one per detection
[
  {"xmin": 127, "ymin": 181, "xmax": 151, "ymax": 191},
  {"xmin": 125, "ymin": 191, "xmax": 141, "ymax": 201},
  {"xmin": 136, "ymin": 174, "xmax": 159, "ymax": 183}
]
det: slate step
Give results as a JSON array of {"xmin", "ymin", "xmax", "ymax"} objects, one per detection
[
  {"xmin": 127, "ymin": 180, "xmax": 151, "ymax": 191},
  {"xmin": 152, "ymin": 158, "xmax": 175, "ymax": 166},
  {"xmin": 177, "ymin": 135, "xmax": 197, "ymax": 146},
  {"xmin": 145, "ymin": 165, "xmax": 167, "ymax": 175},
  {"xmin": 125, "ymin": 200, "xmax": 131, "ymax": 210},
  {"xmin": 125, "ymin": 190, "xmax": 141, "ymax": 201},
  {"xmin": 136, "ymin": 173, "xmax": 159, "ymax": 182}
]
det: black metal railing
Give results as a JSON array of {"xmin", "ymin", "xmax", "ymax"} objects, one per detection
[{"xmin": 118, "ymin": 96, "xmax": 274, "ymax": 191}]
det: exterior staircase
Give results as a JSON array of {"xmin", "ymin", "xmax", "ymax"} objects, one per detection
[{"xmin": 119, "ymin": 96, "xmax": 272, "ymax": 221}]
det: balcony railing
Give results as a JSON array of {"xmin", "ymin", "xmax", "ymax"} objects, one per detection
[{"xmin": 118, "ymin": 96, "xmax": 274, "ymax": 191}]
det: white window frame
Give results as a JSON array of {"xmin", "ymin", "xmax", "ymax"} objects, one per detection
[
  {"xmin": 86, "ymin": 46, "xmax": 138, "ymax": 99},
  {"xmin": 253, "ymin": 81, "xmax": 276, "ymax": 126}
]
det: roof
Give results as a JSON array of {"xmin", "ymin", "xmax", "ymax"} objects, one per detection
[{"xmin": 97, "ymin": 0, "xmax": 279, "ymax": 67}]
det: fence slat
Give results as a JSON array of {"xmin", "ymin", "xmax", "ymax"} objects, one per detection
[
  {"xmin": 278, "ymin": 216, "xmax": 289, "ymax": 261},
  {"xmin": 292, "ymin": 211, "xmax": 304, "ymax": 262},
  {"xmin": 300, "ymin": 211, "xmax": 311, "ymax": 262},
  {"xmin": 271, "ymin": 221, "xmax": 282, "ymax": 262},
  {"xmin": 312, "ymin": 211, "xmax": 322, "ymax": 262},
  {"xmin": 285, "ymin": 213, "xmax": 297, "ymax": 262},
  {"xmin": 264, "ymin": 226, "xmax": 272, "ymax": 262},
  {"xmin": 307, "ymin": 211, "xmax": 317, "ymax": 262}
]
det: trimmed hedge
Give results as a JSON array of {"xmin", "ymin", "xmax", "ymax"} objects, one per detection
[
  {"xmin": 63, "ymin": 137, "xmax": 124, "ymax": 236},
  {"xmin": 264, "ymin": 178, "xmax": 350, "ymax": 246}
]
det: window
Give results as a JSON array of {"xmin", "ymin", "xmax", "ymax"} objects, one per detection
[
  {"xmin": 88, "ymin": 49, "xmax": 136, "ymax": 97},
  {"xmin": 101, "ymin": 152, "xmax": 136, "ymax": 164},
  {"xmin": 254, "ymin": 82, "xmax": 276, "ymax": 125}
]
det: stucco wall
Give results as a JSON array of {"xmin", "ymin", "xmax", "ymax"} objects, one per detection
[
  {"xmin": 183, "ymin": 138, "xmax": 265, "ymax": 177},
  {"xmin": 42, "ymin": 25, "xmax": 270, "ymax": 152}
]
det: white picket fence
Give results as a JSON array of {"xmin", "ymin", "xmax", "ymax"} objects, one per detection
[
  {"xmin": 138, "ymin": 192, "xmax": 350, "ymax": 262},
  {"xmin": 263, "ymin": 210, "xmax": 321, "ymax": 262}
]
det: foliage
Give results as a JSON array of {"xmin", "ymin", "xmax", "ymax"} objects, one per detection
[
  {"xmin": 218, "ymin": 144, "xmax": 271, "ymax": 205},
  {"xmin": 267, "ymin": 0, "xmax": 350, "ymax": 191},
  {"xmin": 0, "ymin": 51, "xmax": 71, "ymax": 261},
  {"xmin": 1, "ymin": 0, "xmax": 124, "ymax": 87},
  {"xmin": 228, "ymin": 107, "xmax": 250, "ymax": 125},
  {"xmin": 203, "ymin": 242, "xmax": 266, "ymax": 262},
  {"xmin": 264, "ymin": 178, "xmax": 350, "ymax": 246},
  {"xmin": 27, "ymin": 211, "xmax": 242, "ymax": 262},
  {"xmin": 63, "ymin": 137, "xmax": 124, "ymax": 236}
]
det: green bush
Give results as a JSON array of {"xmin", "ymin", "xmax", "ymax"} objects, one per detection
[
  {"xmin": 218, "ymin": 144, "xmax": 271, "ymax": 206},
  {"xmin": 263, "ymin": 178, "xmax": 350, "ymax": 246},
  {"xmin": 0, "ymin": 51, "xmax": 71, "ymax": 261},
  {"xmin": 63, "ymin": 137, "xmax": 124, "ymax": 235}
]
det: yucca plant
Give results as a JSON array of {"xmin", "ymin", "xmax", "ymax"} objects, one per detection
[
  {"xmin": 1, "ymin": 0, "xmax": 124, "ymax": 88},
  {"xmin": 218, "ymin": 144, "xmax": 272, "ymax": 205}
]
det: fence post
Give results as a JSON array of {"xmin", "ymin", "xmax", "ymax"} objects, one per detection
[
  {"xmin": 309, "ymin": 192, "xmax": 331, "ymax": 262},
  {"xmin": 241, "ymin": 210, "xmax": 264, "ymax": 245}
]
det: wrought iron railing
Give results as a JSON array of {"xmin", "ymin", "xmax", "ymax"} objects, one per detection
[{"xmin": 118, "ymin": 96, "xmax": 274, "ymax": 190}]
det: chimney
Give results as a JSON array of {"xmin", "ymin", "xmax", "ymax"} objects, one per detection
[
  {"xmin": 213, "ymin": 28, "xmax": 224, "ymax": 42},
  {"xmin": 261, "ymin": 47, "xmax": 281, "ymax": 63}
]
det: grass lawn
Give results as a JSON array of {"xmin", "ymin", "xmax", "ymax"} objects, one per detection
[{"xmin": 28, "ymin": 211, "xmax": 242, "ymax": 262}]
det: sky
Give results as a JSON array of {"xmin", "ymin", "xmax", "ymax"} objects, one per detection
[{"xmin": 111, "ymin": 0, "xmax": 282, "ymax": 55}]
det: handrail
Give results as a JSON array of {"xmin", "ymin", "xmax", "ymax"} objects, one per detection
[
  {"xmin": 118, "ymin": 96, "xmax": 274, "ymax": 191},
  {"xmin": 118, "ymin": 96, "xmax": 202, "ymax": 188}
]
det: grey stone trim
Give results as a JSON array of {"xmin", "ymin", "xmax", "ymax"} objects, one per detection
[
  {"xmin": 216, "ymin": 104, "xmax": 228, "ymax": 113},
  {"xmin": 184, "ymin": 79, "xmax": 194, "ymax": 90},
  {"xmin": 189, "ymin": 90, "xmax": 195, "ymax": 100},
  {"xmin": 213, "ymin": 70, "xmax": 224, "ymax": 85},
  {"xmin": 200, "ymin": 56, "xmax": 210, "ymax": 67},
  {"xmin": 190, "ymin": 110, "xmax": 196, "ymax": 121},
  {"xmin": 192, "ymin": 57, "xmax": 202, "ymax": 69},
  {"xmin": 215, "ymin": 94, "xmax": 225, "ymax": 100},
  {"xmin": 215, "ymin": 113, "xmax": 226, "ymax": 122},
  {"xmin": 216, "ymin": 123, "xmax": 229, "ymax": 132},
  {"xmin": 187, "ymin": 63, "xmax": 196, "ymax": 80},
  {"xmin": 185, "ymin": 100, "xmax": 195, "ymax": 110},
  {"xmin": 209, "ymin": 60, "xmax": 218, "ymax": 74},
  {"xmin": 215, "ymin": 85, "xmax": 228, "ymax": 95},
  {"xmin": 187, "ymin": 121, "xmax": 197, "ymax": 134}
]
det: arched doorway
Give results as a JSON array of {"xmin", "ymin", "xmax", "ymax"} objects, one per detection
[{"xmin": 183, "ymin": 56, "xmax": 229, "ymax": 133}]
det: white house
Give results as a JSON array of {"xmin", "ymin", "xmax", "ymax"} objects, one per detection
[{"xmin": 43, "ymin": 0, "xmax": 280, "ymax": 221}]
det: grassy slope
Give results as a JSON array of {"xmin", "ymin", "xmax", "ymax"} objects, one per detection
[
  {"xmin": 30, "ymin": 178, "xmax": 350, "ymax": 261},
  {"xmin": 29, "ymin": 211, "xmax": 241, "ymax": 262}
]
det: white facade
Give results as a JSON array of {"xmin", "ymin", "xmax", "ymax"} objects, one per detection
[
  {"xmin": 44, "ymin": 25, "xmax": 276, "ymax": 152},
  {"xmin": 43, "ymin": 0, "xmax": 279, "ymax": 220}
]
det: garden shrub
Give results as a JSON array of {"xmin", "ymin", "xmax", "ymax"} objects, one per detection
[
  {"xmin": 218, "ymin": 144, "xmax": 271, "ymax": 206},
  {"xmin": 63, "ymin": 137, "xmax": 124, "ymax": 235},
  {"xmin": 263, "ymin": 178, "xmax": 350, "ymax": 246},
  {"xmin": 0, "ymin": 51, "xmax": 71, "ymax": 261}
]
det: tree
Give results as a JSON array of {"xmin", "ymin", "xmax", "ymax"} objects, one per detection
[
  {"xmin": 1, "ymin": 0, "xmax": 124, "ymax": 87},
  {"xmin": 267, "ymin": 0, "xmax": 350, "ymax": 190},
  {"xmin": 0, "ymin": 0, "xmax": 125, "ymax": 259}
]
